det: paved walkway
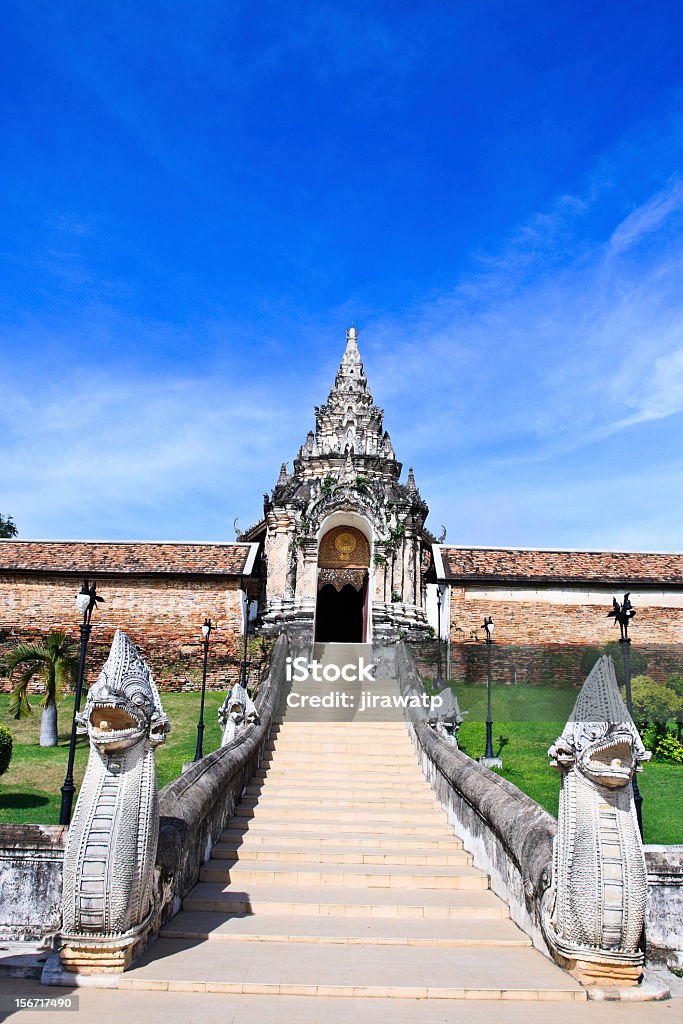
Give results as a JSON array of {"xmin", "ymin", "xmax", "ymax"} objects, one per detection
[{"xmin": 1, "ymin": 975, "xmax": 680, "ymax": 1023}]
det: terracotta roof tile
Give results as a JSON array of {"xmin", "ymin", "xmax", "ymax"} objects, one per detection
[
  {"xmin": 437, "ymin": 546, "xmax": 683, "ymax": 586},
  {"xmin": 0, "ymin": 541, "xmax": 256, "ymax": 577}
]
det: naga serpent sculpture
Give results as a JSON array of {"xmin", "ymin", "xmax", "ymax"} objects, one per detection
[
  {"xmin": 542, "ymin": 655, "xmax": 650, "ymax": 985},
  {"xmin": 218, "ymin": 681, "xmax": 258, "ymax": 746},
  {"xmin": 60, "ymin": 630, "xmax": 170, "ymax": 973}
]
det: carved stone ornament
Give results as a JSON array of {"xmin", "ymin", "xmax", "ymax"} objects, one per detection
[
  {"xmin": 218, "ymin": 682, "xmax": 258, "ymax": 745},
  {"xmin": 542, "ymin": 656, "xmax": 650, "ymax": 986},
  {"xmin": 317, "ymin": 567, "xmax": 367, "ymax": 592},
  {"xmin": 60, "ymin": 630, "xmax": 170, "ymax": 973}
]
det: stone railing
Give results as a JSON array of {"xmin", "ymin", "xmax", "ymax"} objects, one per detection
[
  {"xmin": 395, "ymin": 641, "xmax": 555, "ymax": 951},
  {"xmin": 395, "ymin": 642, "xmax": 683, "ymax": 970},
  {"xmin": 151, "ymin": 633, "xmax": 289, "ymax": 936},
  {"xmin": 644, "ymin": 845, "xmax": 683, "ymax": 969},
  {"xmin": 0, "ymin": 825, "xmax": 66, "ymax": 943},
  {"xmin": 0, "ymin": 633, "xmax": 289, "ymax": 963}
]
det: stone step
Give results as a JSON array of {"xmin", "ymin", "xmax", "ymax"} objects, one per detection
[
  {"xmin": 220, "ymin": 828, "xmax": 461, "ymax": 850},
  {"xmin": 231, "ymin": 806, "xmax": 447, "ymax": 825},
  {"xmin": 160, "ymin": 911, "xmax": 531, "ymax": 947},
  {"xmin": 119, "ymin": 936, "xmax": 585, "ymax": 1000},
  {"xmin": 199, "ymin": 860, "xmax": 488, "ymax": 890},
  {"xmin": 210, "ymin": 842, "xmax": 472, "ymax": 867},
  {"xmin": 245, "ymin": 781, "xmax": 432, "ymax": 797},
  {"xmin": 182, "ymin": 881, "xmax": 510, "ymax": 918},
  {"xmin": 270, "ymin": 724, "xmax": 409, "ymax": 735},
  {"xmin": 266, "ymin": 739, "xmax": 414, "ymax": 752},
  {"xmin": 260, "ymin": 753, "xmax": 417, "ymax": 770},
  {"xmin": 238, "ymin": 794, "xmax": 440, "ymax": 811},
  {"xmin": 225, "ymin": 817, "xmax": 453, "ymax": 836},
  {"xmin": 256, "ymin": 765, "xmax": 422, "ymax": 778},
  {"xmin": 254, "ymin": 770, "xmax": 421, "ymax": 786}
]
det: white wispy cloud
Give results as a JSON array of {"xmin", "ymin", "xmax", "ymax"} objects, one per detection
[
  {"xmin": 0, "ymin": 369, "xmax": 299, "ymax": 539},
  {"xmin": 608, "ymin": 178, "xmax": 683, "ymax": 253}
]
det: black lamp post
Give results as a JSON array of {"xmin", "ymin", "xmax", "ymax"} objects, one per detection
[
  {"xmin": 193, "ymin": 618, "xmax": 212, "ymax": 762},
  {"xmin": 482, "ymin": 616, "xmax": 496, "ymax": 761},
  {"xmin": 59, "ymin": 579, "xmax": 103, "ymax": 826},
  {"xmin": 436, "ymin": 586, "xmax": 444, "ymax": 684},
  {"xmin": 240, "ymin": 590, "xmax": 251, "ymax": 690},
  {"xmin": 608, "ymin": 593, "xmax": 643, "ymax": 837}
]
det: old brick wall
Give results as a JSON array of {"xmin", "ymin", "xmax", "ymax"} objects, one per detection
[
  {"xmin": 448, "ymin": 585, "xmax": 683, "ymax": 686},
  {"xmin": 0, "ymin": 573, "xmax": 246, "ymax": 691}
]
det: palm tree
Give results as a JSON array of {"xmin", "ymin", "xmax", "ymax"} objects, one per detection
[{"xmin": 7, "ymin": 632, "xmax": 79, "ymax": 747}]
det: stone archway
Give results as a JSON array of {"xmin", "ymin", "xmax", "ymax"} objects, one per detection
[{"xmin": 315, "ymin": 524, "xmax": 370, "ymax": 642}]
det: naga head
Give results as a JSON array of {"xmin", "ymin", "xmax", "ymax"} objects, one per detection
[
  {"xmin": 77, "ymin": 629, "xmax": 170, "ymax": 752},
  {"xmin": 218, "ymin": 682, "xmax": 254, "ymax": 729},
  {"xmin": 549, "ymin": 656, "xmax": 649, "ymax": 789}
]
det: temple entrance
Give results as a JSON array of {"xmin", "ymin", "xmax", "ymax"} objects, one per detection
[
  {"xmin": 315, "ymin": 582, "xmax": 366, "ymax": 642},
  {"xmin": 315, "ymin": 524, "xmax": 371, "ymax": 643}
]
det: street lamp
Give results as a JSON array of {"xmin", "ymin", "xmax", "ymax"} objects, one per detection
[
  {"xmin": 59, "ymin": 579, "xmax": 104, "ymax": 825},
  {"xmin": 479, "ymin": 616, "xmax": 502, "ymax": 767},
  {"xmin": 193, "ymin": 618, "xmax": 213, "ymax": 762},
  {"xmin": 608, "ymin": 593, "xmax": 643, "ymax": 836},
  {"xmin": 436, "ymin": 586, "xmax": 444, "ymax": 684},
  {"xmin": 240, "ymin": 590, "xmax": 252, "ymax": 690}
]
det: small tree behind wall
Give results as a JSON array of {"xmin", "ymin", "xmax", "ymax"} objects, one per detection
[{"xmin": 0, "ymin": 513, "xmax": 18, "ymax": 538}]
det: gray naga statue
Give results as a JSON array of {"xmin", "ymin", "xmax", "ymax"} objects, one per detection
[
  {"xmin": 60, "ymin": 630, "xmax": 170, "ymax": 973},
  {"xmin": 542, "ymin": 656, "xmax": 649, "ymax": 986},
  {"xmin": 218, "ymin": 681, "xmax": 258, "ymax": 745},
  {"xmin": 428, "ymin": 687, "xmax": 465, "ymax": 746}
]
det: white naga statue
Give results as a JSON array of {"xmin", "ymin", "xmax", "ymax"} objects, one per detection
[
  {"xmin": 542, "ymin": 656, "xmax": 650, "ymax": 986},
  {"xmin": 428, "ymin": 687, "xmax": 465, "ymax": 746},
  {"xmin": 218, "ymin": 681, "xmax": 258, "ymax": 745},
  {"xmin": 60, "ymin": 630, "xmax": 170, "ymax": 973}
]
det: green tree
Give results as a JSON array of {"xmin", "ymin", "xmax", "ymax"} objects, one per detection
[
  {"xmin": 0, "ymin": 513, "xmax": 17, "ymax": 538},
  {"xmin": 628, "ymin": 675, "xmax": 683, "ymax": 742},
  {"xmin": 7, "ymin": 632, "xmax": 79, "ymax": 747}
]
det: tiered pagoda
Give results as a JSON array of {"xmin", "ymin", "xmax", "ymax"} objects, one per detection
[{"xmin": 244, "ymin": 326, "xmax": 434, "ymax": 642}]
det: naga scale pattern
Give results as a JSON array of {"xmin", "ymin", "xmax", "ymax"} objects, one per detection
[{"xmin": 60, "ymin": 630, "xmax": 170, "ymax": 973}]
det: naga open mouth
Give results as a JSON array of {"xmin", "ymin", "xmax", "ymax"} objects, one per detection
[
  {"xmin": 89, "ymin": 702, "xmax": 145, "ymax": 745},
  {"xmin": 583, "ymin": 736, "xmax": 634, "ymax": 787}
]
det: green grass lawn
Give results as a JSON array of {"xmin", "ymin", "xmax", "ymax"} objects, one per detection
[
  {"xmin": 2, "ymin": 685, "xmax": 682, "ymax": 845},
  {"xmin": 430, "ymin": 682, "xmax": 683, "ymax": 846},
  {"xmin": 0, "ymin": 691, "xmax": 228, "ymax": 825}
]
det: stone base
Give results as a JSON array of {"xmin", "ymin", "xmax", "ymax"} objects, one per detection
[
  {"xmin": 42, "ymin": 952, "xmax": 120, "ymax": 988},
  {"xmin": 59, "ymin": 940, "xmax": 135, "ymax": 974},
  {"xmin": 479, "ymin": 756, "xmax": 503, "ymax": 769},
  {"xmin": 554, "ymin": 950, "xmax": 642, "ymax": 987}
]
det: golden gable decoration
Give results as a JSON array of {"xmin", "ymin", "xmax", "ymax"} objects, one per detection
[{"xmin": 318, "ymin": 526, "xmax": 370, "ymax": 568}]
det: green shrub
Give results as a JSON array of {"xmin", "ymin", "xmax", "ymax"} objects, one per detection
[
  {"xmin": 0, "ymin": 724, "xmax": 12, "ymax": 776},
  {"xmin": 653, "ymin": 734, "xmax": 683, "ymax": 765}
]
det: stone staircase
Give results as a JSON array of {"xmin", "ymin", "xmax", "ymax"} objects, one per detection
[{"xmin": 119, "ymin": 677, "xmax": 585, "ymax": 1002}]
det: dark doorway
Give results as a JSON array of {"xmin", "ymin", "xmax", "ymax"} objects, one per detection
[{"xmin": 315, "ymin": 583, "xmax": 365, "ymax": 642}]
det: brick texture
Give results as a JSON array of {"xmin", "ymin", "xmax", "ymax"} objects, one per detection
[
  {"xmin": 448, "ymin": 587, "xmax": 683, "ymax": 686},
  {"xmin": 0, "ymin": 573, "xmax": 248, "ymax": 692}
]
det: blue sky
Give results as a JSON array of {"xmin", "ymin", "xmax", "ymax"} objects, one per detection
[{"xmin": 2, "ymin": 1, "xmax": 683, "ymax": 550}]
